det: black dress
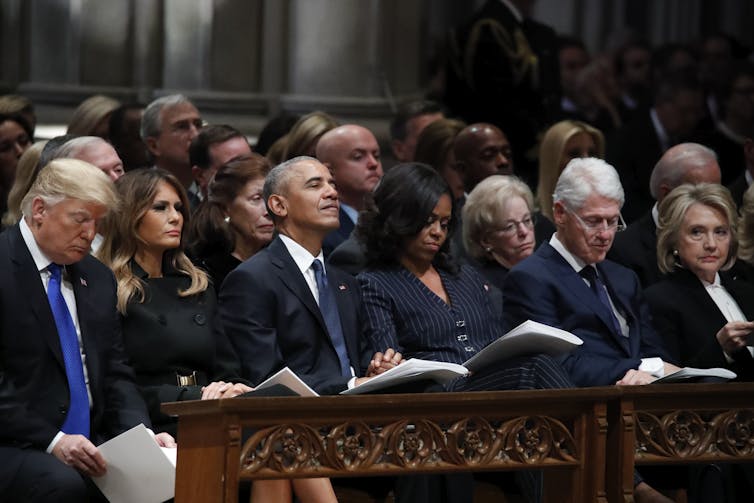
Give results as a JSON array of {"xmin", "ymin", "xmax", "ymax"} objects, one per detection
[{"xmin": 121, "ymin": 260, "xmax": 241, "ymax": 436}]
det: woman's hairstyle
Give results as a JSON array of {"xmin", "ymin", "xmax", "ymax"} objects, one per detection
[
  {"xmin": 537, "ymin": 120, "xmax": 605, "ymax": 219},
  {"xmin": 283, "ymin": 111, "xmax": 339, "ymax": 160},
  {"xmin": 414, "ymin": 118, "xmax": 466, "ymax": 171},
  {"xmin": 2, "ymin": 140, "xmax": 47, "ymax": 226},
  {"xmin": 462, "ymin": 175, "xmax": 534, "ymax": 260},
  {"xmin": 21, "ymin": 158, "xmax": 118, "ymax": 217},
  {"xmin": 0, "ymin": 112, "xmax": 33, "ymax": 139},
  {"xmin": 356, "ymin": 162, "xmax": 457, "ymax": 272},
  {"xmin": 739, "ymin": 184, "xmax": 754, "ymax": 265},
  {"xmin": 656, "ymin": 183, "xmax": 738, "ymax": 274},
  {"xmin": 97, "ymin": 168, "xmax": 208, "ymax": 314},
  {"xmin": 553, "ymin": 157, "xmax": 624, "ymax": 211},
  {"xmin": 188, "ymin": 154, "xmax": 271, "ymax": 258},
  {"xmin": 66, "ymin": 95, "xmax": 121, "ymax": 137}
]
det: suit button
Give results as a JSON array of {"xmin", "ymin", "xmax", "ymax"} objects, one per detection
[
  {"xmin": 157, "ymin": 314, "xmax": 167, "ymax": 325},
  {"xmin": 59, "ymin": 406, "xmax": 67, "ymax": 414},
  {"xmin": 193, "ymin": 313, "xmax": 206, "ymax": 326}
]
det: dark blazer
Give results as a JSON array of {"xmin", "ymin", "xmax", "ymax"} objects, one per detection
[
  {"xmin": 607, "ymin": 210, "xmax": 661, "ymax": 288},
  {"xmin": 727, "ymin": 172, "xmax": 749, "ymax": 208},
  {"xmin": 645, "ymin": 268, "xmax": 754, "ymax": 381},
  {"xmin": 606, "ymin": 111, "xmax": 664, "ymax": 222},
  {"xmin": 503, "ymin": 242, "xmax": 670, "ymax": 386},
  {"xmin": 322, "ymin": 211, "xmax": 355, "ymax": 258},
  {"xmin": 122, "ymin": 261, "xmax": 242, "ymax": 436},
  {"xmin": 327, "ymin": 233, "xmax": 367, "ymax": 276},
  {"xmin": 218, "ymin": 236, "xmax": 372, "ymax": 395},
  {"xmin": 0, "ymin": 225, "xmax": 150, "ymax": 452}
]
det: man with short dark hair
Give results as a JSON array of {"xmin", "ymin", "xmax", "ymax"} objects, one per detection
[
  {"xmin": 453, "ymin": 122, "xmax": 514, "ymax": 193},
  {"xmin": 389, "ymin": 100, "xmax": 444, "ymax": 162},
  {"xmin": 189, "ymin": 124, "xmax": 252, "ymax": 201}
]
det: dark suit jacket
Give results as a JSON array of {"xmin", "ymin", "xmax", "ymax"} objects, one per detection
[
  {"xmin": 503, "ymin": 242, "xmax": 670, "ymax": 386},
  {"xmin": 606, "ymin": 111, "xmax": 663, "ymax": 222},
  {"xmin": 727, "ymin": 172, "xmax": 749, "ymax": 208},
  {"xmin": 322, "ymin": 211, "xmax": 355, "ymax": 258},
  {"xmin": 607, "ymin": 210, "xmax": 661, "ymax": 288},
  {"xmin": 218, "ymin": 236, "xmax": 372, "ymax": 395},
  {"xmin": 0, "ymin": 225, "xmax": 150, "ymax": 452},
  {"xmin": 444, "ymin": 0, "xmax": 559, "ymax": 183},
  {"xmin": 327, "ymin": 233, "xmax": 366, "ymax": 276},
  {"xmin": 644, "ymin": 268, "xmax": 754, "ymax": 381}
]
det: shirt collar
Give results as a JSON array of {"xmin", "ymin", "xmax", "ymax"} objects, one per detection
[
  {"xmin": 549, "ymin": 232, "xmax": 589, "ymax": 273},
  {"xmin": 651, "ymin": 202, "xmax": 659, "ymax": 228},
  {"xmin": 340, "ymin": 202, "xmax": 358, "ymax": 224},
  {"xmin": 279, "ymin": 234, "xmax": 325, "ymax": 276},
  {"xmin": 20, "ymin": 217, "xmax": 55, "ymax": 273},
  {"xmin": 650, "ymin": 108, "xmax": 671, "ymax": 152},
  {"xmin": 700, "ymin": 272, "xmax": 722, "ymax": 288},
  {"xmin": 499, "ymin": 0, "xmax": 524, "ymax": 22}
]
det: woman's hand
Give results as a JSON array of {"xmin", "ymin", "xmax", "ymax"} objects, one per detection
[
  {"xmin": 201, "ymin": 381, "xmax": 253, "ymax": 399},
  {"xmin": 716, "ymin": 321, "xmax": 754, "ymax": 355},
  {"xmin": 367, "ymin": 348, "xmax": 403, "ymax": 376}
]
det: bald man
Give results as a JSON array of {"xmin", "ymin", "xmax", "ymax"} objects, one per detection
[
  {"xmin": 608, "ymin": 142, "xmax": 722, "ymax": 287},
  {"xmin": 316, "ymin": 124, "xmax": 383, "ymax": 256},
  {"xmin": 453, "ymin": 123, "xmax": 513, "ymax": 193}
]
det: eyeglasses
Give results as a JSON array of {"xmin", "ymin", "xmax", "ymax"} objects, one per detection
[
  {"xmin": 495, "ymin": 214, "xmax": 536, "ymax": 236},
  {"xmin": 564, "ymin": 205, "xmax": 626, "ymax": 233}
]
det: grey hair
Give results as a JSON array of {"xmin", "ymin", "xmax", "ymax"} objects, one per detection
[
  {"xmin": 649, "ymin": 143, "xmax": 718, "ymax": 200},
  {"xmin": 552, "ymin": 157, "xmax": 624, "ymax": 210},
  {"xmin": 140, "ymin": 94, "xmax": 192, "ymax": 140},
  {"xmin": 21, "ymin": 158, "xmax": 118, "ymax": 217},
  {"xmin": 53, "ymin": 136, "xmax": 110, "ymax": 160},
  {"xmin": 263, "ymin": 156, "xmax": 318, "ymax": 222}
]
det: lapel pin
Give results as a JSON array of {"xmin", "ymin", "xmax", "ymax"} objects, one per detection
[
  {"xmin": 338, "ymin": 283, "xmax": 348, "ymax": 291},
  {"xmin": 80, "ymin": 277, "xmax": 87, "ymax": 287}
]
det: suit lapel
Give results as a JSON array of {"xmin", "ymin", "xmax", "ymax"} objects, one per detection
[
  {"xmin": 8, "ymin": 225, "xmax": 66, "ymax": 369},
  {"xmin": 268, "ymin": 238, "xmax": 328, "ymax": 333},
  {"xmin": 69, "ymin": 262, "xmax": 100, "ymax": 383},
  {"xmin": 596, "ymin": 263, "xmax": 633, "ymax": 355}
]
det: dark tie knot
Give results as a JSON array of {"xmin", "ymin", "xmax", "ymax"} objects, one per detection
[
  {"xmin": 579, "ymin": 266, "xmax": 598, "ymax": 284},
  {"xmin": 311, "ymin": 259, "xmax": 323, "ymax": 273}
]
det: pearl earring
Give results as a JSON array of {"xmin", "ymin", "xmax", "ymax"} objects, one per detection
[{"xmin": 224, "ymin": 216, "xmax": 230, "ymax": 224}]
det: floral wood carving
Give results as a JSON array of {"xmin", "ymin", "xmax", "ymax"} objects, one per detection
[
  {"xmin": 238, "ymin": 415, "xmax": 578, "ymax": 478},
  {"xmin": 634, "ymin": 409, "xmax": 754, "ymax": 460}
]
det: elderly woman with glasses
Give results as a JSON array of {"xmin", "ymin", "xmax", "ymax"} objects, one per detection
[
  {"xmin": 462, "ymin": 175, "xmax": 537, "ymax": 289},
  {"xmin": 645, "ymin": 183, "xmax": 754, "ymax": 381}
]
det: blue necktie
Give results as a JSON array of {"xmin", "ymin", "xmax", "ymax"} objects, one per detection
[
  {"xmin": 47, "ymin": 264, "xmax": 90, "ymax": 437},
  {"xmin": 579, "ymin": 266, "xmax": 625, "ymax": 339},
  {"xmin": 311, "ymin": 259, "xmax": 351, "ymax": 377}
]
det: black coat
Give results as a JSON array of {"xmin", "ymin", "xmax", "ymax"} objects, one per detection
[{"xmin": 607, "ymin": 210, "xmax": 661, "ymax": 288}]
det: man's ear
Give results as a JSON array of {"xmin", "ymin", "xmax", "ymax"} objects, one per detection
[
  {"xmin": 145, "ymin": 136, "xmax": 160, "ymax": 156},
  {"xmin": 191, "ymin": 166, "xmax": 203, "ymax": 183},
  {"xmin": 30, "ymin": 197, "xmax": 46, "ymax": 227},
  {"xmin": 391, "ymin": 139, "xmax": 406, "ymax": 161},
  {"xmin": 552, "ymin": 201, "xmax": 567, "ymax": 226},
  {"xmin": 267, "ymin": 194, "xmax": 288, "ymax": 219}
]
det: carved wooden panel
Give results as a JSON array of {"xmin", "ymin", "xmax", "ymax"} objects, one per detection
[
  {"xmin": 239, "ymin": 415, "xmax": 579, "ymax": 478},
  {"xmin": 634, "ymin": 409, "xmax": 754, "ymax": 462}
]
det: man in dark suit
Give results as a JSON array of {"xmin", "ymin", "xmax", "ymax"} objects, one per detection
[
  {"xmin": 315, "ymin": 125, "xmax": 383, "ymax": 257},
  {"xmin": 608, "ymin": 143, "xmax": 721, "ymax": 287},
  {"xmin": 728, "ymin": 135, "xmax": 754, "ymax": 207},
  {"xmin": 0, "ymin": 159, "xmax": 174, "ymax": 502},
  {"xmin": 218, "ymin": 156, "xmax": 398, "ymax": 394},
  {"xmin": 607, "ymin": 72, "xmax": 705, "ymax": 221},
  {"xmin": 444, "ymin": 0, "xmax": 559, "ymax": 186},
  {"xmin": 503, "ymin": 157, "xmax": 678, "ymax": 502}
]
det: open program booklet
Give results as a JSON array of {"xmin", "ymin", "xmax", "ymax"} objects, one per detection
[
  {"xmin": 343, "ymin": 320, "xmax": 583, "ymax": 395},
  {"xmin": 652, "ymin": 367, "xmax": 737, "ymax": 383}
]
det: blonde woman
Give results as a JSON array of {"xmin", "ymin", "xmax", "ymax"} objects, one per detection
[
  {"xmin": 67, "ymin": 94, "xmax": 121, "ymax": 138},
  {"xmin": 98, "ymin": 168, "xmax": 336, "ymax": 503},
  {"xmin": 283, "ymin": 111, "xmax": 339, "ymax": 160},
  {"xmin": 2, "ymin": 140, "xmax": 46, "ymax": 228},
  {"xmin": 536, "ymin": 120, "xmax": 604, "ymax": 220}
]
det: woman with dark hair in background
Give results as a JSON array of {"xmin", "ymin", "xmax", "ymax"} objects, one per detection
[
  {"xmin": 189, "ymin": 154, "xmax": 274, "ymax": 287},
  {"xmin": 0, "ymin": 112, "xmax": 33, "ymax": 214}
]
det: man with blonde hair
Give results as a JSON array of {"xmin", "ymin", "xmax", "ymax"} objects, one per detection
[{"xmin": 0, "ymin": 159, "xmax": 173, "ymax": 501}]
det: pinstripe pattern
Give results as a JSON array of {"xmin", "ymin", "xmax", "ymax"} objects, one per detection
[
  {"xmin": 358, "ymin": 265, "xmax": 573, "ymax": 391},
  {"xmin": 359, "ymin": 265, "xmax": 502, "ymax": 365}
]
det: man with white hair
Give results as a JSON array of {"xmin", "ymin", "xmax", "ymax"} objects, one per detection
[
  {"xmin": 54, "ymin": 136, "xmax": 125, "ymax": 182},
  {"xmin": 608, "ymin": 143, "xmax": 721, "ymax": 287},
  {"xmin": 503, "ymin": 157, "xmax": 679, "ymax": 501}
]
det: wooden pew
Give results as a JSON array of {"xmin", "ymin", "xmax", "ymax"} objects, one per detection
[
  {"xmin": 163, "ymin": 388, "xmax": 616, "ymax": 503},
  {"xmin": 607, "ymin": 382, "xmax": 754, "ymax": 502}
]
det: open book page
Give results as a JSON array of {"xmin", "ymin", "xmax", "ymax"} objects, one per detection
[
  {"xmin": 652, "ymin": 367, "xmax": 737, "ymax": 383},
  {"xmin": 463, "ymin": 320, "xmax": 583, "ymax": 373},
  {"xmin": 341, "ymin": 358, "xmax": 469, "ymax": 395},
  {"xmin": 92, "ymin": 423, "xmax": 176, "ymax": 503},
  {"xmin": 254, "ymin": 366, "xmax": 320, "ymax": 396}
]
